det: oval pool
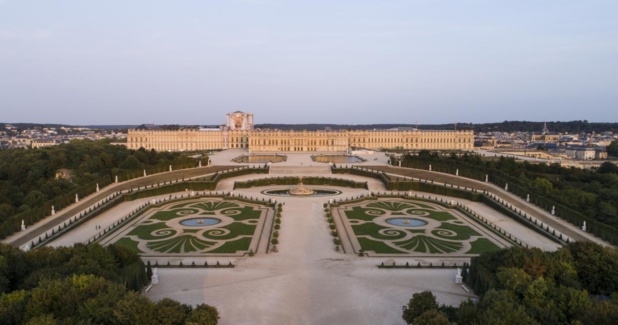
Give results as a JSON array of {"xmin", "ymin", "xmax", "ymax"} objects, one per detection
[
  {"xmin": 386, "ymin": 218, "xmax": 427, "ymax": 227},
  {"xmin": 180, "ymin": 218, "xmax": 221, "ymax": 227}
]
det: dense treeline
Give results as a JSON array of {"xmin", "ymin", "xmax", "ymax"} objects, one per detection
[
  {"xmin": 402, "ymin": 243, "xmax": 618, "ymax": 325},
  {"xmin": 471, "ymin": 120, "xmax": 618, "ymax": 133},
  {"xmin": 253, "ymin": 120, "xmax": 618, "ymax": 133},
  {"xmin": 0, "ymin": 139, "xmax": 201, "ymax": 238},
  {"xmin": 397, "ymin": 152, "xmax": 618, "ymax": 244},
  {"xmin": 0, "ymin": 243, "xmax": 219, "ymax": 324}
]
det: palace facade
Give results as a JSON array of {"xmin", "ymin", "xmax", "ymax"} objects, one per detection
[{"xmin": 127, "ymin": 111, "xmax": 474, "ymax": 152}]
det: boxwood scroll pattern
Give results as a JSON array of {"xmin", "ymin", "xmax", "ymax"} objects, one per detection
[
  {"xmin": 116, "ymin": 200, "xmax": 261, "ymax": 254},
  {"xmin": 343, "ymin": 200, "xmax": 502, "ymax": 255}
]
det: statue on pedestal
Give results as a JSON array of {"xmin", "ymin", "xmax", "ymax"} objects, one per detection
[
  {"xmin": 455, "ymin": 268, "xmax": 463, "ymax": 284},
  {"xmin": 75, "ymin": 194, "xmax": 79, "ymax": 203},
  {"xmin": 21, "ymin": 220, "xmax": 26, "ymax": 231},
  {"xmin": 582, "ymin": 221, "xmax": 586, "ymax": 232},
  {"xmin": 51, "ymin": 206, "xmax": 55, "ymax": 215},
  {"xmin": 151, "ymin": 267, "xmax": 159, "ymax": 284}
]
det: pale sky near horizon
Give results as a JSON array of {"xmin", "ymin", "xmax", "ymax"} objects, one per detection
[{"xmin": 1, "ymin": 1, "xmax": 617, "ymax": 125}]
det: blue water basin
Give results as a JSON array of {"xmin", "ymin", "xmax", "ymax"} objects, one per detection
[
  {"xmin": 386, "ymin": 218, "xmax": 427, "ymax": 227},
  {"xmin": 180, "ymin": 218, "xmax": 221, "ymax": 227}
]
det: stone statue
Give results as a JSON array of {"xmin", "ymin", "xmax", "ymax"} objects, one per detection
[
  {"xmin": 582, "ymin": 221, "xmax": 586, "ymax": 231},
  {"xmin": 143, "ymin": 169, "xmax": 147, "ymax": 177},
  {"xmin": 96, "ymin": 183, "xmax": 100, "ymax": 192},
  {"xmin": 151, "ymin": 267, "xmax": 159, "ymax": 284},
  {"xmin": 21, "ymin": 219, "xmax": 26, "ymax": 231},
  {"xmin": 75, "ymin": 194, "xmax": 79, "ymax": 203},
  {"xmin": 485, "ymin": 174, "xmax": 489, "ymax": 182},
  {"xmin": 455, "ymin": 268, "xmax": 463, "ymax": 284},
  {"xmin": 169, "ymin": 165, "xmax": 172, "ymax": 172},
  {"xmin": 198, "ymin": 160, "xmax": 202, "ymax": 167},
  {"xmin": 526, "ymin": 194, "xmax": 530, "ymax": 202},
  {"xmin": 428, "ymin": 164, "xmax": 432, "ymax": 171},
  {"xmin": 455, "ymin": 169, "xmax": 459, "ymax": 176},
  {"xmin": 504, "ymin": 183, "xmax": 508, "ymax": 191},
  {"xmin": 551, "ymin": 206, "xmax": 555, "ymax": 215},
  {"xmin": 115, "ymin": 175, "xmax": 118, "ymax": 183},
  {"xmin": 51, "ymin": 206, "xmax": 55, "ymax": 215}
]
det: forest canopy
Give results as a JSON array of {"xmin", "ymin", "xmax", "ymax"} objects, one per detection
[{"xmin": 0, "ymin": 139, "xmax": 202, "ymax": 238}]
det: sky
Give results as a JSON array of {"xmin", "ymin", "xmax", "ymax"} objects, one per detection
[{"xmin": 1, "ymin": 1, "xmax": 617, "ymax": 125}]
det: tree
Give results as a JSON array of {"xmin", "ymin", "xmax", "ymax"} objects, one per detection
[
  {"xmin": 479, "ymin": 290, "xmax": 540, "ymax": 325},
  {"xmin": 567, "ymin": 242, "xmax": 618, "ymax": 294},
  {"xmin": 402, "ymin": 291, "xmax": 439, "ymax": 324},
  {"xmin": 456, "ymin": 299, "xmax": 480, "ymax": 325},
  {"xmin": 155, "ymin": 298, "xmax": 191, "ymax": 325},
  {"xmin": 496, "ymin": 267, "xmax": 532, "ymax": 297},
  {"xmin": 185, "ymin": 304, "xmax": 219, "ymax": 325},
  {"xmin": 607, "ymin": 139, "xmax": 618, "ymax": 157},
  {"xmin": 112, "ymin": 291, "xmax": 157, "ymax": 325},
  {"xmin": 413, "ymin": 309, "xmax": 450, "ymax": 325},
  {"xmin": 597, "ymin": 161, "xmax": 618, "ymax": 174}
]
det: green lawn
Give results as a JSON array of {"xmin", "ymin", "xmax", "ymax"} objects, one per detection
[
  {"xmin": 432, "ymin": 223, "xmax": 480, "ymax": 240},
  {"xmin": 114, "ymin": 199, "xmax": 266, "ymax": 255},
  {"xmin": 465, "ymin": 238, "xmax": 502, "ymax": 254},
  {"xmin": 357, "ymin": 237, "xmax": 404, "ymax": 254},
  {"xmin": 128, "ymin": 222, "xmax": 176, "ymax": 240},
  {"xmin": 352, "ymin": 223, "xmax": 407, "ymax": 240},
  {"xmin": 208, "ymin": 237, "xmax": 252, "ymax": 253},
  {"xmin": 339, "ymin": 199, "xmax": 505, "ymax": 255},
  {"xmin": 114, "ymin": 238, "xmax": 143, "ymax": 253}
]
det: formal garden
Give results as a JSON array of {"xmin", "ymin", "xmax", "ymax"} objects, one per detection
[
  {"xmin": 112, "ymin": 198, "xmax": 272, "ymax": 256},
  {"xmin": 333, "ymin": 199, "xmax": 506, "ymax": 256}
]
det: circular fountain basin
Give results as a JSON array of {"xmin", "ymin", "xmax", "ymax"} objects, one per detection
[
  {"xmin": 180, "ymin": 218, "xmax": 221, "ymax": 227},
  {"xmin": 261, "ymin": 189, "xmax": 341, "ymax": 197},
  {"xmin": 386, "ymin": 218, "xmax": 427, "ymax": 227}
]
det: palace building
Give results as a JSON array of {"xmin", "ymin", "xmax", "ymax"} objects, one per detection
[{"xmin": 127, "ymin": 111, "xmax": 473, "ymax": 152}]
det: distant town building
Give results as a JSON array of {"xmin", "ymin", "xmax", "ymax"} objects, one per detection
[
  {"xmin": 31, "ymin": 139, "xmax": 58, "ymax": 149},
  {"xmin": 565, "ymin": 147, "xmax": 607, "ymax": 160}
]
